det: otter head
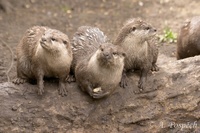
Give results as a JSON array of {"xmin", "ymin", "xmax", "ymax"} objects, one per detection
[
  {"xmin": 97, "ymin": 43, "xmax": 125, "ymax": 67},
  {"xmin": 40, "ymin": 29, "xmax": 71, "ymax": 55},
  {"xmin": 123, "ymin": 18, "xmax": 157, "ymax": 43}
]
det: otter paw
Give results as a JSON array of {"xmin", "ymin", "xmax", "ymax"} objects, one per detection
[
  {"xmin": 151, "ymin": 64, "xmax": 159, "ymax": 71},
  {"xmin": 92, "ymin": 91, "xmax": 110, "ymax": 99},
  {"xmin": 134, "ymin": 88, "xmax": 143, "ymax": 94},
  {"xmin": 66, "ymin": 75, "xmax": 76, "ymax": 83},
  {"xmin": 135, "ymin": 82, "xmax": 144, "ymax": 94},
  {"xmin": 38, "ymin": 87, "xmax": 44, "ymax": 95},
  {"xmin": 120, "ymin": 75, "xmax": 128, "ymax": 88},
  {"xmin": 12, "ymin": 78, "xmax": 27, "ymax": 85},
  {"xmin": 138, "ymin": 80, "xmax": 145, "ymax": 90},
  {"xmin": 58, "ymin": 86, "xmax": 67, "ymax": 96},
  {"xmin": 120, "ymin": 80, "xmax": 128, "ymax": 88}
]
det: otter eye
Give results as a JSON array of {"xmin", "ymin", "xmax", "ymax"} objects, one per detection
[
  {"xmin": 122, "ymin": 53, "xmax": 126, "ymax": 57},
  {"xmin": 132, "ymin": 27, "xmax": 136, "ymax": 31},
  {"xmin": 101, "ymin": 48, "xmax": 104, "ymax": 51},
  {"xmin": 113, "ymin": 52, "xmax": 117, "ymax": 55},
  {"xmin": 51, "ymin": 38, "xmax": 56, "ymax": 41},
  {"xmin": 63, "ymin": 40, "xmax": 68, "ymax": 45},
  {"xmin": 145, "ymin": 27, "xmax": 150, "ymax": 30}
]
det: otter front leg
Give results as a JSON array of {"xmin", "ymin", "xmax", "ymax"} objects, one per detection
[
  {"xmin": 138, "ymin": 69, "xmax": 148, "ymax": 91},
  {"xmin": 12, "ymin": 78, "xmax": 27, "ymax": 84},
  {"xmin": 120, "ymin": 69, "xmax": 128, "ymax": 88},
  {"xmin": 80, "ymin": 80, "xmax": 108, "ymax": 98},
  {"xmin": 12, "ymin": 67, "xmax": 28, "ymax": 84},
  {"xmin": 83, "ymin": 81, "xmax": 94, "ymax": 97},
  {"xmin": 36, "ymin": 71, "xmax": 44, "ymax": 95},
  {"xmin": 58, "ymin": 78, "xmax": 67, "ymax": 96}
]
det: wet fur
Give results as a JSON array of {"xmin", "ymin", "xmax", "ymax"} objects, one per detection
[
  {"xmin": 73, "ymin": 26, "xmax": 125, "ymax": 98},
  {"xmin": 114, "ymin": 18, "xmax": 158, "ymax": 90},
  {"xmin": 13, "ymin": 26, "xmax": 72, "ymax": 96}
]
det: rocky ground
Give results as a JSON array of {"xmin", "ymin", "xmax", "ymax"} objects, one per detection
[{"xmin": 0, "ymin": 0, "xmax": 200, "ymax": 132}]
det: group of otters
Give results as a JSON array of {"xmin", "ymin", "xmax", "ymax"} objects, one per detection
[{"xmin": 12, "ymin": 16, "xmax": 200, "ymax": 98}]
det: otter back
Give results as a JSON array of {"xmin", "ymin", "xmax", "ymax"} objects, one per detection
[
  {"xmin": 177, "ymin": 16, "xmax": 200, "ymax": 60},
  {"xmin": 72, "ymin": 26, "xmax": 107, "ymax": 67}
]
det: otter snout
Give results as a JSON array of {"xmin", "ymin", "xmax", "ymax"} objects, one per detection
[
  {"xmin": 103, "ymin": 52, "xmax": 112, "ymax": 59},
  {"xmin": 40, "ymin": 37, "xmax": 49, "ymax": 49},
  {"xmin": 150, "ymin": 28, "xmax": 157, "ymax": 33},
  {"xmin": 40, "ymin": 37, "xmax": 46, "ymax": 45},
  {"xmin": 150, "ymin": 28, "xmax": 157, "ymax": 36},
  {"xmin": 152, "ymin": 28, "xmax": 157, "ymax": 32},
  {"xmin": 41, "ymin": 37, "xmax": 47, "ymax": 42}
]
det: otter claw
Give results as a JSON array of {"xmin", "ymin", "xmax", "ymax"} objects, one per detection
[
  {"xmin": 120, "ymin": 79, "xmax": 128, "ymax": 88},
  {"xmin": 120, "ymin": 72, "xmax": 128, "ymax": 88},
  {"xmin": 151, "ymin": 64, "xmax": 159, "ymax": 71},
  {"xmin": 66, "ymin": 75, "xmax": 76, "ymax": 83},
  {"xmin": 58, "ymin": 87, "xmax": 67, "ymax": 96},
  {"xmin": 38, "ymin": 88, "xmax": 44, "ymax": 95},
  {"xmin": 92, "ymin": 91, "xmax": 110, "ymax": 99},
  {"xmin": 12, "ymin": 78, "xmax": 27, "ymax": 84},
  {"xmin": 138, "ymin": 81, "xmax": 144, "ymax": 90},
  {"xmin": 58, "ymin": 83, "xmax": 67, "ymax": 96}
]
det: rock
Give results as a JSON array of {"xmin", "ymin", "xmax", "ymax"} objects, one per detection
[
  {"xmin": 11, "ymin": 106, "xmax": 18, "ymax": 111},
  {"xmin": 0, "ymin": 55, "xmax": 199, "ymax": 132}
]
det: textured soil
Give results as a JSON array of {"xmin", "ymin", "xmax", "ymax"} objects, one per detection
[{"xmin": 0, "ymin": 0, "xmax": 200, "ymax": 132}]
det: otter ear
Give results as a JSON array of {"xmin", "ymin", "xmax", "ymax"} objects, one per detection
[
  {"xmin": 99, "ymin": 44, "xmax": 103, "ymax": 48},
  {"xmin": 99, "ymin": 44, "xmax": 104, "ymax": 51}
]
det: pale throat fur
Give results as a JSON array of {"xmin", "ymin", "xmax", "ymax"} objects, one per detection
[
  {"xmin": 122, "ymin": 33, "xmax": 148, "ymax": 69},
  {"xmin": 87, "ymin": 49, "xmax": 124, "ymax": 85},
  {"xmin": 34, "ymin": 41, "xmax": 72, "ymax": 74}
]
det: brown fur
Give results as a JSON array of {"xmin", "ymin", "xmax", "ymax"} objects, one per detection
[
  {"xmin": 177, "ymin": 16, "xmax": 200, "ymax": 60},
  {"xmin": 13, "ymin": 26, "xmax": 73, "ymax": 96},
  {"xmin": 114, "ymin": 18, "xmax": 159, "ymax": 90},
  {"xmin": 73, "ymin": 26, "xmax": 125, "ymax": 98}
]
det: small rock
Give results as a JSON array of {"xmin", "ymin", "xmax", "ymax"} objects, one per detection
[
  {"xmin": 24, "ymin": 4, "xmax": 30, "ymax": 9},
  {"xmin": 93, "ymin": 87, "xmax": 102, "ymax": 93},
  {"xmin": 30, "ymin": 0, "xmax": 36, "ymax": 3},
  {"xmin": 12, "ymin": 106, "xmax": 18, "ymax": 111},
  {"xmin": 138, "ymin": 1, "xmax": 144, "ymax": 6}
]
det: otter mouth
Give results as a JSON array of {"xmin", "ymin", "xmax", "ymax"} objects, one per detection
[
  {"xmin": 149, "ymin": 29, "xmax": 157, "ymax": 36},
  {"xmin": 152, "ymin": 32, "xmax": 157, "ymax": 36},
  {"xmin": 148, "ymin": 32, "xmax": 157, "ymax": 38},
  {"xmin": 40, "ymin": 41, "xmax": 48, "ymax": 48},
  {"xmin": 100, "ymin": 57, "xmax": 114, "ymax": 66}
]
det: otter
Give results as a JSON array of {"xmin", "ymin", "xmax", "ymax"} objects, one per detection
[
  {"xmin": 177, "ymin": 16, "xmax": 200, "ymax": 60},
  {"xmin": 114, "ymin": 18, "xmax": 159, "ymax": 91},
  {"xmin": 72, "ymin": 26, "xmax": 125, "ymax": 98},
  {"xmin": 12, "ymin": 26, "xmax": 72, "ymax": 96}
]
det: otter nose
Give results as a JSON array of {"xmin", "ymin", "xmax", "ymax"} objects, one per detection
[
  {"xmin": 103, "ymin": 52, "xmax": 111, "ymax": 59},
  {"xmin": 41, "ymin": 38, "xmax": 46, "ymax": 42}
]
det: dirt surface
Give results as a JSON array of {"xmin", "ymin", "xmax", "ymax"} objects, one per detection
[{"xmin": 0, "ymin": 0, "xmax": 200, "ymax": 132}]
